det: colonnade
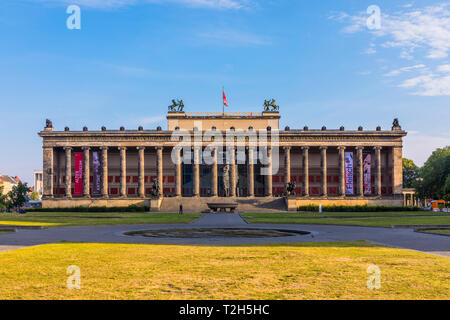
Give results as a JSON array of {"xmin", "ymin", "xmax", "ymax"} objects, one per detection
[{"xmin": 43, "ymin": 145, "xmax": 393, "ymax": 199}]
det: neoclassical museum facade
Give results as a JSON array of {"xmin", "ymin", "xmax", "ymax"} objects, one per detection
[{"xmin": 39, "ymin": 110, "xmax": 407, "ymax": 211}]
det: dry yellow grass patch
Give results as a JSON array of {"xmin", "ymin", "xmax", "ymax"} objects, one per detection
[{"xmin": 0, "ymin": 241, "xmax": 448, "ymax": 300}]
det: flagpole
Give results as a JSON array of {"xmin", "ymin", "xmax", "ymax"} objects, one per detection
[{"xmin": 222, "ymin": 86, "xmax": 225, "ymax": 116}]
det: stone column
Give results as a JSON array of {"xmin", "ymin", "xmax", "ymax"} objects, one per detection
[
  {"xmin": 356, "ymin": 147, "xmax": 364, "ymax": 196},
  {"xmin": 119, "ymin": 147, "xmax": 127, "ymax": 197},
  {"xmin": 302, "ymin": 147, "xmax": 309, "ymax": 196},
  {"xmin": 247, "ymin": 148, "xmax": 255, "ymax": 197},
  {"xmin": 175, "ymin": 148, "xmax": 182, "ymax": 197},
  {"xmin": 100, "ymin": 147, "xmax": 108, "ymax": 198},
  {"xmin": 211, "ymin": 148, "xmax": 218, "ymax": 197},
  {"xmin": 82, "ymin": 147, "xmax": 90, "ymax": 198},
  {"xmin": 266, "ymin": 147, "xmax": 273, "ymax": 197},
  {"xmin": 338, "ymin": 146, "xmax": 346, "ymax": 197},
  {"xmin": 384, "ymin": 151, "xmax": 390, "ymax": 193},
  {"xmin": 64, "ymin": 147, "xmax": 72, "ymax": 198},
  {"xmin": 374, "ymin": 147, "xmax": 382, "ymax": 196},
  {"xmin": 193, "ymin": 147, "xmax": 200, "ymax": 197},
  {"xmin": 138, "ymin": 147, "xmax": 145, "ymax": 198},
  {"xmin": 230, "ymin": 148, "xmax": 236, "ymax": 197},
  {"xmin": 392, "ymin": 147, "xmax": 403, "ymax": 195},
  {"xmin": 284, "ymin": 147, "xmax": 291, "ymax": 189},
  {"xmin": 156, "ymin": 147, "xmax": 164, "ymax": 197},
  {"xmin": 56, "ymin": 150, "xmax": 61, "ymax": 197},
  {"xmin": 320, "ymin": 146, "xmax": 328, "ymax": 196},
  {"xmin": 43, "ymin": 146, "xmax": 54, "ymax": 199}
]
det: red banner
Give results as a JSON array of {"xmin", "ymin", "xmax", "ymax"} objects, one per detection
[{"xmin": 74, "ymin": 152, "xmax": 83, "ymax": 195}]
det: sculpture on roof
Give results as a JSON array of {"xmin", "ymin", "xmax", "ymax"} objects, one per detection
[
  {"xmin": 393, "ymin": 118, "xmax": 399, "ymax": 127},
  {"xmin": 263, "ymin": 99, "xmax": 279, "ymax": 112},
  {"xmin": 45, "ymin": 119, "xmax": 53, "ymax": 128},
  {"xmin": 392, "ymin": 118, "xmax": 401, "ymax": 130},
  {"xmin": 168, "ymin": 99, "xmax": 185, "ymax": 112}
]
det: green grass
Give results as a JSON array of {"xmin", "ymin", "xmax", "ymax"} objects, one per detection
[
  {"xmin": 0, "ymin": 241, "xmax": 448, "ymax": 299},
  {"xmin": 0, "ymin": 212, "xmax": 201, "ymax": 227},
  {"xmin": 419, "ymin": 229, "xmax": 450, "ymax": 236},
  {"xmin": 242, "ymin": 212, "xmax": 450, "ymax": 227}
]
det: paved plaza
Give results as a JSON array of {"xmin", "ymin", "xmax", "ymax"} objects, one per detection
[{"xmin": 0, "ymin": 213, "xmax": 449, "ymax": 258}]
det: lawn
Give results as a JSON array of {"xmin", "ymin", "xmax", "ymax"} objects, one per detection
[
  {"xmin": 242, "ymin": 212, "xmax": 450, "ymax": 227},
  {"xmin": 0, "ymin": 241, "xmax": 448, "ymax": 299},
  {"xmin": 419, "ymin": 229, "xmax": 450, "ymax": 236},
  {"xmin": 0, "ymin": 212, "xmax": 201, "ymax": 227}
]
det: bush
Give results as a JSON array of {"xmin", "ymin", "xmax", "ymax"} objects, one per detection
[
  {"xmin": 26, "ymin": 205, "xmax": 146, "ymax": 213},
  {"xmin": 297, "ymin": 205, "xmax": 423, "ymax": 212}
]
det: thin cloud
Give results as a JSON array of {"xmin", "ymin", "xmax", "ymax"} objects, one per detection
[
  {"xmin": 195, "ymin": 29, "xmax": 271, "ymax": 47},
  {"xmin": 399, "ymin": 73, "xmax": 450, "ymax": 96},
  {"xmin": 30, "ymin": 0, "xmax": 250, "ymax": 9},
  {"xmin": 332, "ymin": 3, "xmax": 450, "ymax": 96},
  {"xmin": 383, "ymin": 64, "xmax": 426, "ymax": 77},
  {"xmin": 437, "ymin": 64, "xmax": 450, "ymax": 72},
  {"xmin": 31, "ymin": 0, "xmax": 137, "ymax": 8},
  {"xmin": 332, "ymin": 3, "xmax": 450, "ymax": 60},
  {"xmin": 404, "ymin": 133, "xmax": 450, "ymax": 166}
]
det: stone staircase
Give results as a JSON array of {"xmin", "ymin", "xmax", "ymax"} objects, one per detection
[{"xmin": 159, "ymin": 197, "xmax": 287, "ymax": 213}]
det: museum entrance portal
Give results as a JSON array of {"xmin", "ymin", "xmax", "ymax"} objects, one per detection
[{"xmin": 181, "ymin": 150, "xmax": 266, "ymax": 197}]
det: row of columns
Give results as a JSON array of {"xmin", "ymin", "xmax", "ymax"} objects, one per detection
[
  {"xmin": 403, "ymin": 193, "xmax": 419, "ymax": 207},
  {"xmin": 297, "ymin": 146, "xmax": 383, "ymax": 197},
  {"xmin": 48, "ymin": 147, "xmax": 163, "ymax": 198},
  {"xmin": 43, "ymin": 145, "xmax": 387, "ymax": 199}
]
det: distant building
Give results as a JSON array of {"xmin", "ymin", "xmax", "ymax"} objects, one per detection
[
  {"xmin": 34, "ymin": 170, "xmax": 43, "ymax": 198},
  {"xmin": 0, "ymin": 175, "xmax": 20, "ymax": 194}
]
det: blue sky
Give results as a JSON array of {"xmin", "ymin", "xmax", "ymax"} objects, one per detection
[{"xmin": 1, "ymin": 0, "xmax": 449, "ymax": 184}]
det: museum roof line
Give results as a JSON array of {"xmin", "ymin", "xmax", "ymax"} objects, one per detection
[{"xmin": 39, "ymin": 128, "xmax": 407, "ymax": 136}]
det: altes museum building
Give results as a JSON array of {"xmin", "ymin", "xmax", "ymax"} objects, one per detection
[{"xmin": 39, "ymin": 106, "xmax": 407, "ymax": 211}]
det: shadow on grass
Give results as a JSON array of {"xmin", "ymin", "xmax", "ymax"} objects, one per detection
[{"xmin": 53, "ymin": 240, "xmax": 386, "ymax": 249}]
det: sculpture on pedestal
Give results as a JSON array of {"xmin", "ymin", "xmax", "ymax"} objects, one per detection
[
  {"xmin": 223, "ymin": 165, "xmax": 230, "ymax": 197},
  {"xmin": 150, "ymin": 178, "xmax": 160, "ymax": 198},
  {"xmin": 263, "ymin": 99, "xmax": 280, "ymax": 112},
  {"xmin": 168, "ymin": 99, "xmax": 185, "ymax": 112},
  {"xmin": 286, "ymin": 181, "xmax": 296, "ymax": 197},
  {"xmin": 45, "ymin": 119, "xmax": 53, "ymax": 128}
]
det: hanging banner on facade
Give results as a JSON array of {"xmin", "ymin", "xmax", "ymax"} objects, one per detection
[
  {"xmin": 363, "ymin": 152, "xmax": 372, "ymax": 195},
  {"xmin": 92, "ymin": 151, "xmax": 101, "ymax": 196},
  {"xmin": 74, "ymin": 152, "xmax": 83, "ymax": 196},
  {"xmin": 344, "ymin": 152, "xmax": 354, "ymax": 195}
]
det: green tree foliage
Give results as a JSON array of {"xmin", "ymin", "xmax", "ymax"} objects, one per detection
[
  {"xmin": 0, "ymin": 186, "xmax": 7, "ymax": 209},
  {"xmin": 415, "ymin": 146, "xmax": 450, "ymax": 201},
  {"xmin": 30, "ymin": 191, "xmax": 40, "ymax": 201},
  {"xmin": 6, "ymin": 182, "xmax": 29, "ymax": 209},
  {"xmin": 402, "ymin": 158, "xmax": 419, "ymax": 188}
]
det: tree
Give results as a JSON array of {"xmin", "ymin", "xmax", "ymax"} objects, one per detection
[
  {"xmin": 415, "ymin": 146, "xmax": 450, "ymax": 200},
  {"xmin": 6, "ymin": 182, "xmax": 29, "ymax": 209},
  {"xmin": 30, "ymin": 191, "xmax": 40, "ymax": 201},
  {"xmin": 444, "ymin": 175, "xmax": 450, "ymax": 202},
  {"xmin": 0, "ymin": 186, "xmax": 7, "ymax": 209},
  {"xmin": 402, "ymin": 158, "xmax": 419, "ymax": 188}
]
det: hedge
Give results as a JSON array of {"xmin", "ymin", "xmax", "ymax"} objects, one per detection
[
  {"xmin": 297, "ymin": 205, "xmax": 423, "ymax": 212},
  {"xmin": 26, "ymin": 205, "xmax": 147, "ymax": 213}
]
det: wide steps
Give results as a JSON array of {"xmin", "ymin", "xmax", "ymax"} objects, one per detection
[{"xmin": 159, "ymin": 197, "xmax": 287, "ymax": 213}]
